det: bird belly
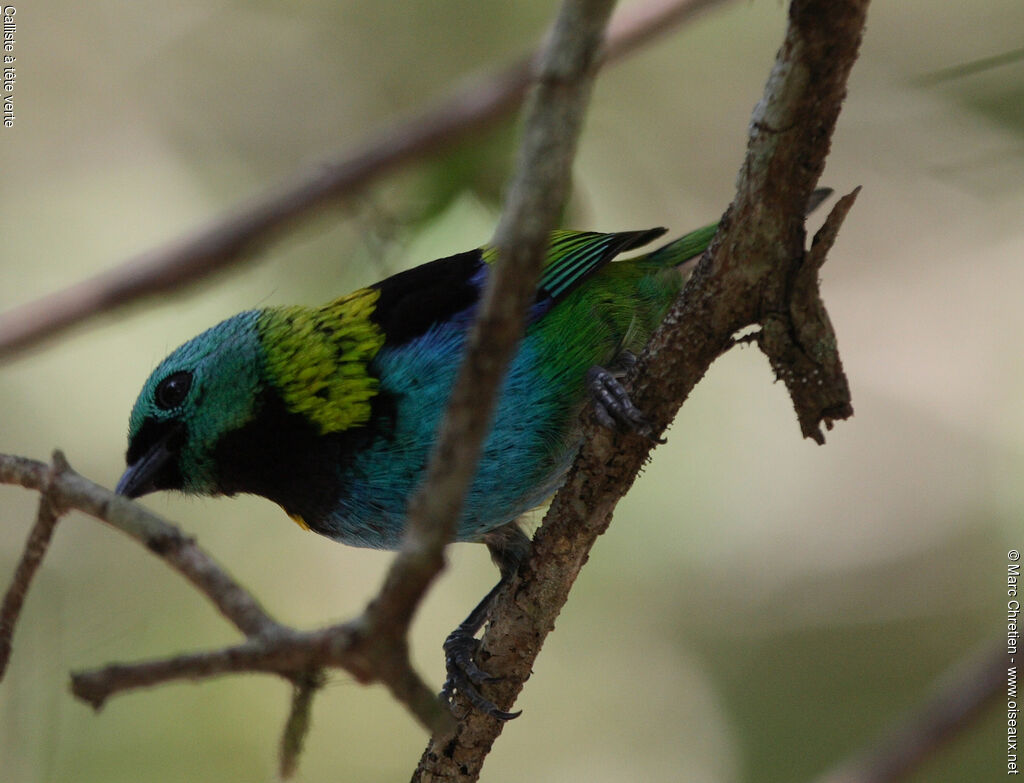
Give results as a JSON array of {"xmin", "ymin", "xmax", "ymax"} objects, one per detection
[{"xmin": 315, "ymin": 328, "xmax": 587, "ymax": 549}]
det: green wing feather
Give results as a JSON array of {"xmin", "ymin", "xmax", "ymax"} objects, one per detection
[
  {"xmin": 481, "ymin": 228, "xmax": 668, "ymax": 304},
  {"xmin": 539, "ymin": 229, "xmax": 669, "ymax": 301}
]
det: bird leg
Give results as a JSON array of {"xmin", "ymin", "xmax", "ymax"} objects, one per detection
[
  {"xmin": 441, "ymin": 580, "xmax": 520, "ymax": 720},
  {"xmin": 586, "ymin": 351, "xmax": 664, "ymax": 442},
  {"xmin": 442, "ymin": 523, "xmax": 531, "ymax": 721},
  {"xmin": 441, "ymin": 349, "xmax": 661, "ymax": 719}
]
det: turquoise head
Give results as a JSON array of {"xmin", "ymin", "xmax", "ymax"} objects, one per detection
[{"xmin": 116, "ymin": 311, "xmax": 264, "ymax": 498}]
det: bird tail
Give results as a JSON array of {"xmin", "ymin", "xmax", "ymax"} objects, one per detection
[
  {"xmin": 645, "ymin": 187, "xmax": 834, "ymax": 269},
  {"xmin": 644, "ymin": 223, "xmax": 718, "ymax": 268}
]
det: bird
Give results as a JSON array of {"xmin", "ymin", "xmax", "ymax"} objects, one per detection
[{"xmin": 116, "ymin": 196, "xmax": 825, "ymax": 718}]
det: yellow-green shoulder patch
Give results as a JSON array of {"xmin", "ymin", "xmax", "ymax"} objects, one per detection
[{"xmin": 259, "ymin": 288, "xmax": 386, "ymax": 434}]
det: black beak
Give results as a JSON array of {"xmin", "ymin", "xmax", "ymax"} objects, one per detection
[{"xmin": 116, "ymin": 421, "xmax": 185, "ymax": 498}]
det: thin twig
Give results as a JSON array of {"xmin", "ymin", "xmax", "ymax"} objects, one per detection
[
  {"xmin": 812, "ymin": 640, "xmax": 1007, "ymax": 783},
  {"xmin": 280, "ymin": 670, "xmax": 325, "ymax": 780},
  {"xmin": 0, "ymin": 452, "xmax": 446, "ymax": 734},
  {"xmin": 362, "ymin": 0, "xmax": 619, "ymax": 711},
  {"xmin": 916, "ymin": 45, "xmax": 1024, "ymax": 86},
  {"xmin": 0, "ymin": 451, "xmax": 67, "ymax": 678},
  {"xmin": 0, "ymin": 453, "xmax": 279, "ymax": 638},
  {"xmin": 69, "ymin": 636, "xmax": 327, "ymax": 709},
  {"xmin": 414, "ymin": 1, "xmax": 867, "ymax": 779},
  {"xmin": 0, "ymin": 0, "xmax": 729, "ymax": 362}
]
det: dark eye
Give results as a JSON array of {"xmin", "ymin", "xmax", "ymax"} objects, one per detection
[{"xmin": 155, "ymin": 371, "xmax": 193, "ymax": 410}]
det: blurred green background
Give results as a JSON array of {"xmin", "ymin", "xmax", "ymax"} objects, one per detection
[{"xmin": 1, "ymin": 1, "xmax": 1022, "ymax": 781}]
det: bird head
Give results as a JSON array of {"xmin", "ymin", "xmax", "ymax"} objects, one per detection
[{"xmin": 116, "ymin": 311, "xmax": 264, "ymax": 499}]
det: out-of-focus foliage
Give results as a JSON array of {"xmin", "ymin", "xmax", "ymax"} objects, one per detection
[{"xmin": 1, "ymin": 1, "xmax": 1022, "ymax": 782}]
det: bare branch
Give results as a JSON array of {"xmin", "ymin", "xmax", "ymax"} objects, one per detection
[
  {"xmin": 414, "ymin": 1, "xmax": 867, "ymax": 779},
  {"xmin": 67, "ymin": 616, "xmax": 447, "ymax": 735},
  {"xmin": 0, "ymin": 0, "xmax": 730, "ymax": 363},
  {"xmin": 812, "ymin": 641, "xmax": 1007, "ymax": 783},
  {"xmin": 70, "ymin": 640, "xmax": 306, "ymax": 709},
  {"xmin": 280, "ymin": 671, "xmax": 325, "ymax": 780},
  {"xmin": 0, "ymin": 2, "xmax": 884, "ymax": 781},
  {"xmin": 0, "ymin": 453, "xmax": 280, "ymax": 638},
  {"xmin": 2, "ymin": 3, "xmax": 726, "ymax": 771},
  {"xmin": 69, "ymin": 630, "xmax": 343, "ymax": 710},
  {"xmin": 759, "ymin": 187, "xmax": 859, "ymax": 442},
  {"xmin": 360, "ymin": 3, "xmax": 619, "ymax": 745},
  {"xmin": 0, "ymin": 451, "xmax": 67, "ymax": 678},
  {"xmin": 605, "ymin": 0, "xmax": 724, "ymax": 58},
  {"xmin": 0, "ymin": 452, "xmax": 447, "ymax": 735}
]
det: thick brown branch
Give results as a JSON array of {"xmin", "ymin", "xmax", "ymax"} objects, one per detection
[
  {"xmin": 415, "ymin": 1, "xmax": 867, "ymax": 779},
  {"xmin": 0, "ymin": 0, "xmax": 729, "ymax": 362}
]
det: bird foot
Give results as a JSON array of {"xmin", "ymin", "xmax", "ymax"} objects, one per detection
[
  {"xmin": 442, "ymin": 627, "xmax": 521, "ymax": 721},
  {"xmin": 586, "ymin": 362, "xmax": 664, "ymax": 443}
]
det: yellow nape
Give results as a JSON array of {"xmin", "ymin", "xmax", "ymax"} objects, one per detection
[{"xmin": 260, "ymin": 288, "xmax": 386, "ymax": 435}]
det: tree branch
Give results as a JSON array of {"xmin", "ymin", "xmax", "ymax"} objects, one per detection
[
  {"xmin": 0, "ymin": 452, "xmax": 281, "ymax": 638},
  {"xmin": 0, "ymin": 1, "xmax": 695, "ymax": 774},
  {"xmin": 360, "ymin": 0, "xmax": 619, "ymax": 726},
  {"xmin": 280, "ymin": 670, "xmax": 325, "ymax": 780},
  {"xmin": 0, "ymin": 452, "xmax": 67, "ymax": 678},
  {"xmin": 69, "ymin": 628, "xmax": 346, "ymax": 708},
  {"xmin": 10, "ymin": 3, "xmax": 989, "ymax": 783},
  {"xmin": 414, "ymin": 1, "xmax": 866, "ymax": 779},
  {"xmin": 0, "ymin": 0, "xmax": 728, "ymax": 362},
  {"xmin": 0, "ymin": 452, "xmax": 445, "ymax": 739}
]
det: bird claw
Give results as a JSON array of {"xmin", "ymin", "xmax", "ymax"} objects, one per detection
[
  {"xmin": 586, "ymin": 364, "xmax": 664, "ymax": 443},
  {"xmin": 442, "ymin": 627, "xmax": 521, "ymax": 721},
  {"xmin": 443, "ymin": 631, "xmax": 495, "ymax": 685}
]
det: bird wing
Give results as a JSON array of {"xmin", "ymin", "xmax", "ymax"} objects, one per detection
[
  {"xmin": 530, "ymin": 228, "xmax": 667, "ymax": 303},
  {"xmin": 369, "ymin": 229, "xmax": 667, "ymax": 348}
]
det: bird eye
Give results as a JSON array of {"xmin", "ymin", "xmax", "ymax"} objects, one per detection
[{"xmin": 154, "ymin": 371, "xmax": 193, "ymax": 410}]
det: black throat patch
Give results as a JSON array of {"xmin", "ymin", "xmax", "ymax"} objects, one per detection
[{"xmin": 212, "ymin": 386, "xmax": 394, "ymax": 533}]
